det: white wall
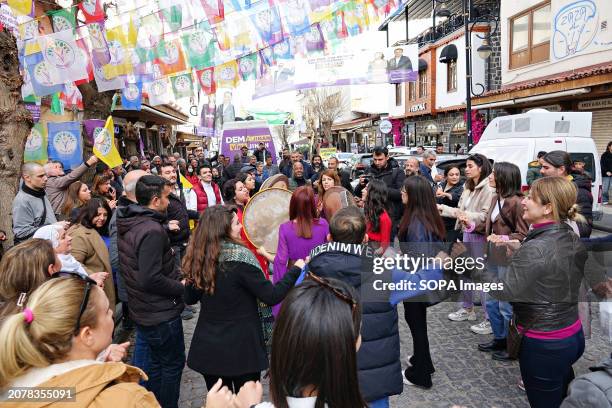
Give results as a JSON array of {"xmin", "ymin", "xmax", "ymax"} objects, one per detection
[
  {"xmin": 501, "ymin": 0, "xmax": 612, "ymax": 85},
  {"xmin": 435, "ymin": 33, "xmax": 487, "ymax": 109}
]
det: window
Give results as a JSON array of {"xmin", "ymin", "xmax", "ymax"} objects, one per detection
[
  {"xmin": 510, "ymin": 2, "xmax": 550, "ymax": 69},
  {"xmin": 408, "ymin": 82, "xmax": 416, "ymax": 101},
  {"xmin": 447, "ymin": 60, "xmax": 457, "ymax": 92},
  {"xmin": 418, "ymin": 70, "xmax": 427, "ymax": 98},
  {"xmin": 395, "ymin": 83, "xmax": 402, "ymax": 106},
  {"xmin": 569, "ymin": 153, "xmax": 596, "ymax": 180}
]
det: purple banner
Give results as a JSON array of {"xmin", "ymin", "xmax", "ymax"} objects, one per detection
[
  {"xmin": 221, "ymin": 125, "xmax": 277, "ymax": 164},
  {"xmin": 83, "ymin": 119, "xmax": 105, "ymax": 146},
  {"xmin": 25, "ymin": 103, "xmax": 41, "ymax": 122}
]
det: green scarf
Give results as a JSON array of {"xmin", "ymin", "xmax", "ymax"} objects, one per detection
[{"xmin": 219, "ymin": 241, "xmax": 262, "ymax": 271}]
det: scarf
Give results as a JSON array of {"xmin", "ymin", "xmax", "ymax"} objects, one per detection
[
  {"xmin": 22, "ymin": 183, "xmax": 46, "ymax": 198},
  {"xmin": 219, "ymin": 241, "xmax": 261, "ymax": 271}
]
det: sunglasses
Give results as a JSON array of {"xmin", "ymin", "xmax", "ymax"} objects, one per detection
[
  {"xmin": 307, "ymin": 272, "xmax": 357, "ymax": 313},
  {"xmin": 52, "ymin": 272, "xmax": 97, "ymax": 333}
]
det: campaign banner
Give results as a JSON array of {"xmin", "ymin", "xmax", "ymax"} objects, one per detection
[
  {"xmin": 253, "ymin": 43, "xmax": 418, "ymax": 98},
  {"xmin": 83, "ymin": 119, "xmax": 105, "ymax": 145},
  {"xmin": 221, "ymin": 120, "xmax": 277, "ymax": 163},
  {"xmin": 319, "ymin": 147, "xmax": 337, "ymax": 161},
  {"xmin": 24, "ymin": 123, "xmax": 48, "ymax": 164}
]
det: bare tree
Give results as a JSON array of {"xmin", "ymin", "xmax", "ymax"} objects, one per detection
[{"xmin": 303, "ymin": 88, "xmax": 348, "ymax": 144}]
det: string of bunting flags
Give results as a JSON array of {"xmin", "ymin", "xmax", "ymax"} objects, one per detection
[{"xmin": 5, "ymin": 0, "xmax": 399, "ymax": 110}]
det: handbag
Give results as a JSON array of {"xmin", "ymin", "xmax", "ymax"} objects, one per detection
[{"xmin": 507, "ymin": 313, "xmax": 540, "ymax": 359}]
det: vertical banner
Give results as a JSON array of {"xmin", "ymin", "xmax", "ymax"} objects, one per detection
[
  {"xmin": 199, "ymin": 95, "xmax": 216, "ymax": 137},
  {"xmin": 47, "ymin": 121, "xmax": 82, "ymax": 170},
  {"xmin": 170, "ymin": 72, "xmax": 194, "ymax": 99},
  {"xmin": 93, "ymin": 116, "xmax": 123, "ymax": 168},
  {"xmin": 24, "ymin": 123, "xmax": 48, "ymax": 164}
]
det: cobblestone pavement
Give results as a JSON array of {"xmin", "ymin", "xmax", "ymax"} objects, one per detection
[{"xmin": 177, "ymin": 299, "xmax": 610, "ymax": 408}]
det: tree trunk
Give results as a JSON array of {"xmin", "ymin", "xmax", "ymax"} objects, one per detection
[{"xmin": 0, "ymin": 31, "xmax": 33, "ymax": 246}]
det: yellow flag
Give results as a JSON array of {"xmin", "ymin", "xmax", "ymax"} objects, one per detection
[
  {"xmin": 93, "ymin": 116, "xmax": 123, "ymax": 168},
  {"xmin": 8, "ymin": 0, "xmax": 33, "ymax": 15},
  {"xmin": 214, "ymin": 60, "xmax": 239, "ymax": 89},
  {"xmin": 103, "ymin": 26, "xmax": 133, "ymax": 79},
  {"xmin": 127, "ymin": 16, "xmax": 138, "ymax": 48},
  {"xmin": 180, "ymin": 173, "xmax": 193, "ymax": 189}
]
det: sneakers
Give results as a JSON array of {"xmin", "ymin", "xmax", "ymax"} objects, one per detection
[
  {"xmin": 470, "ymin": 320, "xmax": 493, "ymax": 335},
  {"xmin": 448, "ymin": 308, "xmax": 477, "ymax": 322},
  {"xmin": 402, "ymin": 367, "xmax": 432, "ymax": 389}
]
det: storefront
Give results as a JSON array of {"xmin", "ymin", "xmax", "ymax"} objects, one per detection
[{"xmin": 330, "ymin": 116, "xmax": 379, "ymax": 152}]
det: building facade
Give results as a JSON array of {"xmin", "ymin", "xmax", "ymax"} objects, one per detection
[{"xmin": 474, "ymin": 0, "xmax": 612, "ymax": 155}]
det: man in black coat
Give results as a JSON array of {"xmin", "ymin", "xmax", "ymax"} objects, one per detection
[
  {"xmin": 254, "ymin": 142, "xmax": 272, "ymax": 163},
  {"xmin": 308, "ymin": 207, "xmax": 402, "ymax": 405},
  {"xmin": 116, "ymin": 175, "xmax": 185, "ymax": 408},
  {"xmin": 354, "ymin": 146, "xmax": 406, "ymax": 240}
]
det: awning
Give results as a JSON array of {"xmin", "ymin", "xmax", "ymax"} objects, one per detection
[
  {"xmin": 113, "ymin": 104, "xmax": 188, "ymax": 125},
  {"xmin": 331, "ymin": 116, "xmax": 377, "ymax": 131},
  {"xmin": 418, "ymin": 58, "xmax": 428, "ymax": 71},
  {"xmin": 439, "ymin": 44, "xmax": 458, "ymax": 64}
]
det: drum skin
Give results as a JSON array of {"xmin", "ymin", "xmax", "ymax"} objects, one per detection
[
  {"xmin": 321, "ymin": 186, "xmax": 355, "ymax": 220},
  {"xmin": 242, "ymin": 188, "xmax": 292, "ymax": 254}
]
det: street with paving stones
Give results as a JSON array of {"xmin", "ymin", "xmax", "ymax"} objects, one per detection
[{"xmin": 176, "ymin": 300, "xmax": 610, "ymax": 408}]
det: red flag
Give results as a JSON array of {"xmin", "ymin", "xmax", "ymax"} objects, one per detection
[
  {"xmin": 200, "ymin": 0, "xmax": 224, "ymax": 24},
  {"xmin": 75, "ymin": 39, "xmax": 94, "ymax": 85},
  {"xmin": 196, "ymin": 68, "xmax": 216, "ymax": 95},
  {"xmin": 78, "ymin": 0, "xmax": 105, "ymax": 22}
]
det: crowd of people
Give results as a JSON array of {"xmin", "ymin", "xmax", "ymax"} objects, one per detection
[{"xmin": 0, "ymin": 141, "xmax": 610, "ymax": 408}]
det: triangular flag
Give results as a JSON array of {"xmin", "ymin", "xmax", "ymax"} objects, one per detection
[
  {"xmin": 93, "ymin": 116, "xmax": 123, "ymax": 168},
  {"xmin": 180, "ymin": 173, "xmax": 193, "ymax": 189}
]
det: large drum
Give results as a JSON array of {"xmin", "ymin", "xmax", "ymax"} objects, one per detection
[
  {"xmin": 321, "ymin": 186, "xmax": 356, "ymax": 220},
  {"xmin": 242, "ymin": 188, "xmax": 292, "ymax": 254},
  {"xmin": 260, "ymin": 174, "xmax": 289, "ymax": 191}
]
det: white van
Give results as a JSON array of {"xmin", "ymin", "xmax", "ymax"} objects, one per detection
[{"xmin": 469, "ymin": 109, "xmax": 603, "ymax": 220}]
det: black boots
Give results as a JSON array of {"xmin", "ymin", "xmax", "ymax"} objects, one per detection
[{"xmin": 478, "ymin": 338, "xmax": 506, "ymax": 352}]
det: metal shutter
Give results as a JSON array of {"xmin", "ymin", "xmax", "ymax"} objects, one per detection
[{"xmin": 591, "ymin": 109, "xmax": 612, "ymax": 156}]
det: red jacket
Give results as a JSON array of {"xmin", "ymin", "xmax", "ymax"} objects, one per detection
[{"xmin": 193, "ymin": 181, "xmax": 222, "ymax": 212}]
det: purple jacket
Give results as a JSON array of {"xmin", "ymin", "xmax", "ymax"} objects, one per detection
[{"xmin": 272, "ymin": 218, "xmax": 329, "ymax": 316}]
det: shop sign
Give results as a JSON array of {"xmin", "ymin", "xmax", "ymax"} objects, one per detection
[
  {"xmin": 577, "ymin": 98, "xmax": 612, "ymax": 111},
  {"xmin": 379, "ymin": 119, "xmax": 392, "ymax": 134},
  {"xmin": 24, "ymin": 104, "xmax": 40, "ymax": 122},
  {"xmin": 409, "ymin": 103, "xmax": 427, "ymax": 112}
]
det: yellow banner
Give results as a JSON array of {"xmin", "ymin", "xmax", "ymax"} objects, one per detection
[
  {"xmin": 319, "ymin": 147, "xmax": 337, "ymax": 161},
  {"xmin": 93, "ymin": 116, "xmax": 123, "ymax": 168}
]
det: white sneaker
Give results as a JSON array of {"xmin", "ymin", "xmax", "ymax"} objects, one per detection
[
  {"xmin": 406, "ymin": 354, "xmax": 413, "ymax": 368},
  {"xmin": 470, "ymin": 320, "xmax": 493, "ymax": 335},
  {"xmin": 448, "ymin": 308, "xmax": 477, "ymax": 322}
]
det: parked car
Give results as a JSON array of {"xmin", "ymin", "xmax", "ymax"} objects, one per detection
[
  {"xmin": 350, "ymin": 153, "xmax": 373, "ymax": 180},
  {"xmin": 469, "ymin": 109, "xmax": 603, "ymax": 220},
  {"xmin": 333, "ymin": 152, "xmax": 354, "ymax": 170}
]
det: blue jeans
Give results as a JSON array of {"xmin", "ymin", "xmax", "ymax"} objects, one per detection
[
  {"xmin": 368, "ymin": 397, "xmax": 389, "ymax": 408},
  {"xmin": 135, "ymin": 316, "xmax": 186, "ymax": 408},
  {"xmin": 131, "ymin": 331, "xmax": 151, "ymax": 387},
  {"xmin": 603, "ymin": 176, "xmax": 611, "ymax": 202},
  {"xmin": 519, "ymin": 329, "xmax": 585, "ymax": 408},
  {"xmin": 485, "ymin": 265, "xmax": 513, "ymax": 340}
]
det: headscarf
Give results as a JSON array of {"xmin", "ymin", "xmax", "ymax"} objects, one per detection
[{"xmin": 32, "ymin": 224, "xmax": 64, "ymax": 249}]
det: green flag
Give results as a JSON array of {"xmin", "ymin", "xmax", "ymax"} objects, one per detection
[
  {"xmin": 48, "ymin": 7, "xmax": 76, "ymax": 33},
  {"xmin": 181, "ymin": 30, "xmax": 216, "ymax": 69},
  {"xmin": 170, "ymin": 73, "xmax": 194, "ymax": 100},
  {"xmin": 248, "ymin": 110, "xmax": 290, "ymax": 125},
  {"xmin": 161, "ymin": 5, "xmax": 182, "ymax": 32},
  {"xmin": 238, "ymin": 53, "xmax": 258, "ymax": 81},
  {"xmin": 24, "ymin": 123, "xmax": 48, "ymax": 164}
]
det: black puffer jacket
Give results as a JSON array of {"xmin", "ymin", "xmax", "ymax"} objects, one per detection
[
  {"xmin": 354, "ymin": 162, "xmax": 406, "ymax": 222},
  {"xmin": 116, "ymin": 204, "xmax": 184, "ymax": 326},
  {"xmin": 571, "ymin": 172, "xmax": 593, "ymax": 238},
  {"xmin": 166, "ymin": 190, "xmax": 198, "ymax": 247},
  {"xmin": 308, "ymin": 243, "xmax": 402, "ymax": 402},
  {"xmin": 472, "ymin": 222, "xmax": 587, "ymax": 332}
]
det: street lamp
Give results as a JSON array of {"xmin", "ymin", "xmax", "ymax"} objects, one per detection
[{"xmin": 435, "ymin": 0, "xmax": 499, "ymax": 148}]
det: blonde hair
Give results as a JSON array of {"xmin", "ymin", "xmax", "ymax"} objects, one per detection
[
  {"xmin": 0, "ymin": 278, "xmax": 100, "ymax": 389},
  {"xmin": 0, "ymin": 239, "xmax": 56, "ymax": 318},
  {"xmin": 530, "ymin": 177, "xmax": 586, "ymax": 224}
]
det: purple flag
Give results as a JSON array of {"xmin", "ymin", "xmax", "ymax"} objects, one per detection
[{"xmin": 83, "ymin": 119, "xmax": 105, "ymax": 146}]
